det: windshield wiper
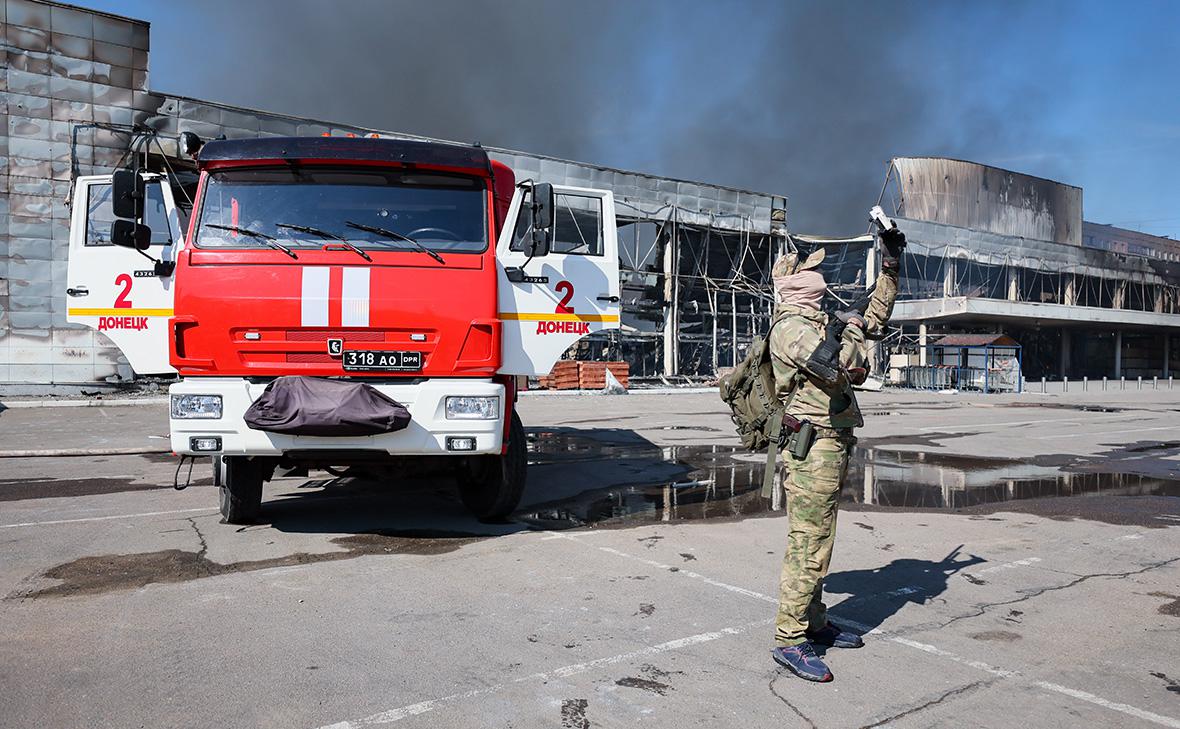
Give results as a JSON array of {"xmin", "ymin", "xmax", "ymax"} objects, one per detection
[
  {"xmin": 275, "ymin": 222, "xmax": 372, "ymax": 262},
  {"xmin": 344, "ymin": 221, "xmax": 446, "ymax": 265},
  {"xmin": 205, "ymin": 224, "xmax": 298, "ymax": 259}
]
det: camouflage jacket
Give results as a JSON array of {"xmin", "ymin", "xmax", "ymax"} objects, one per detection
[{"xmin": 769, "ymin": 268, "xmax": 898, "ymax": 430}]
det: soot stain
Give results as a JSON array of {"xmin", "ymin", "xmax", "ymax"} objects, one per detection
[
  {"xmin": 615, "ymin": 677, "xmax": 671, "ymax": 696},
  {"xmin": 1149, "ymin": 672, "xmax": 1180, "ymax": 695},
  {"xmin": 0, "ymin": 476, "xmax": 212, "ymax": 502},
  {"xmin": 14, "ymin": 530, "xmax": 480, "ymax": 600},
  {"xmin": 963, "ymin": 573, "xmax": 987, "ymax": 585},
  {"xmin": 636, "ymin": 603, "xmax": 656, "ymax": 618},
  {"xmin": 679, "ymin": 552, "xmax": 697, "ymax": 561},
  {"xmin": 560, "ymin": 698, "xmax": 590, "ymax": 729},
  {"xmin": 854, "ymin": 522, "xmax": 875, "ymax": 531},
  {"xmin": 969, "ymin": 630, "xmax": 1021, "ymax": 642},
  {"xmin": 1148, "ymin": 592, "xmax": 1180, "ymax": 617}
]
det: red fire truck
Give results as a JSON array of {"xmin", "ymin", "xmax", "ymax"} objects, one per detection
[{"xmin": 65, "ymin": 136, "xmax": 620, "ymax": 523}]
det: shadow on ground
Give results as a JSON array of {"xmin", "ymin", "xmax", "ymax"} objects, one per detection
[{"xmin": 825, "ymin": 546, "xmax": 986, "ymax": 634}]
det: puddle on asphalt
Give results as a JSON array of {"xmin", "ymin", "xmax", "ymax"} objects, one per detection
[
  {"xmin": 517, "ymin": 430, "xmax": 1180, "ymax": 530},
  {"xmin": 0, "ymin": 475, "xmax": 213, "ymax": 502},
  {"xmin": 12, "ymin": 530, "xmax": 480, "ymax": 600}
]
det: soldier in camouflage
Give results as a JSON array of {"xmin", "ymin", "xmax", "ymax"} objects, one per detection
[{"xmin": 768, "ymin": 227, "xmax": 905, "ymax": 682}]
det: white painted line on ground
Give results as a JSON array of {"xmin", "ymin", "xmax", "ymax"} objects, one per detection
[
  {"xmin": 549, "ymin": 533, "xmax": 1180, "ymax": 729},
  {"xmin": 1034, "ymin": 682, "xmax": 1180, "ymax": 729},
  {"xmin": 0, "ymin": 507, "xmax": 217, "ymax": 529},
  {"xmin": 973, "ymin": 556, "xmax": 1043, "ymax": 575},
  {"xmin": 0, "ymin": 397, "xmax": 169, "ymax": 409},
  {"xmin": 1035, "ymin": 425, "xmax": 1178, "ymax": 440},
  {"xmin": 915, "ymin": 414, "xmax": 1130, "ymax": 432},
  {"xmin": 315, "ymin": 619, "xmax": 772, "ymax": 728}
]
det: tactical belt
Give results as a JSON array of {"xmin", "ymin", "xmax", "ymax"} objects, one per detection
[{"xmin": 811, "ymin": 424, "xmax": 854, "ymax": 440}]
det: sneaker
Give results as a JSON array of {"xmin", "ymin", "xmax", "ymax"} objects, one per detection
[
  {"xmin": 771, "ymin": 642, "xmax": 833, "ymax": 682},
  {"xmin": 807, "ymin": 623, "xmax": 864, "ymax": 649}
]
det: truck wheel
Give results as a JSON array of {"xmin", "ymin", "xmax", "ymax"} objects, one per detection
[
  {"xmin": 457, "ymin": 412, "xmax": 527, "ymax": 521},
  {"xmin": 215, "ymin": 455, "xmax": 263, "ymax": 524}
]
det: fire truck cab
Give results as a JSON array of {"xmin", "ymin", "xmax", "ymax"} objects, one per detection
[{"xmin": 66, "ymin": 136, "xmax": 620, "ymax": 523}]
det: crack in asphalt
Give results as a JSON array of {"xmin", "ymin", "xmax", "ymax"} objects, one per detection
[
  {"xmin": 860, "ymin": 678, "xmax": 995, "ymax": 728},
  {"xmin": 767, "ymin": 676, "xmax": 818, "ymax": 729},
  {"xmin": 184, "ymin": 517, "xmax": 213, "ymax": 576},
  {"xmin": 906, "ymin": 556, "xmax": 1180, "ymax": 634}
]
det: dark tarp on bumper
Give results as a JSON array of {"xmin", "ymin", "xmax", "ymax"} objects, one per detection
[{"xmin": 244, "ymin": 376, "xmax": 411, "ymax": 436}]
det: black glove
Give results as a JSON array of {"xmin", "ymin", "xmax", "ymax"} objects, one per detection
[{"xmin": 880, "ymin": 227, "xmax": 906, "ymax": 260}]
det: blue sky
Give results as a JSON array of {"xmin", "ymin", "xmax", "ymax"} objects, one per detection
[{"xmin": 83, "ymin": 1, "xmax": 1180, "ymax": 236}]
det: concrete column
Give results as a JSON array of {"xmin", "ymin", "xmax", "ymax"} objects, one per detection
[
  {"xmin": 662, "ymin": 220, "xmax": 678, "ymax": 376},
  {"xmin": 731, "ymin": 292, "xmax": 738, "ymax": 368},
  {"xmin": 1155, "ymin": 285, "xmax": 1165, "ymax": 313},
  {"xmin": 1114, "ymin": 281, "xmax": 1126, "ymax": 310},
  {"xmin": 865, "ymin": 242, "xmax": 878, "ymax": 289},
  {"xmin": 1060, "ymin": 329, "xmax": 1071, "ymax": 379},
  {"xmin": 1007, "ymin": 268, "xmax": 1019, "ymax": 301},
  {"xmin": 1114, "ymin": 330, "xmax": 1123, "ymax": 378},
  {"xmin": 863, "ymin": 449, "xmax": 876, "ymax": 505},
  {"xmin": 919, "ymin": 323, "xmax": 928, "ymax": 366},
  {"xmin": 1064, "ymin": 275, "xmax": 1076, "ymax": 306},
  {"xmin": 943, "ymin": 258, "xmax": 957, "ymax": 297}
]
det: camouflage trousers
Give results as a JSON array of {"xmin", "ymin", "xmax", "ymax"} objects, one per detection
[{"xmin": 774, "ymin": 433, "xmax": 855, "ymax": 646}]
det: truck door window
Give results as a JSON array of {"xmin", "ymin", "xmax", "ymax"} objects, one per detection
[
  {"xmin": 510, "ymin": 192, "xmax": 603, "ymax": 256},
  {"xmin": 85, "ymin": 182, "xmax": 174, "ymax": 247}
]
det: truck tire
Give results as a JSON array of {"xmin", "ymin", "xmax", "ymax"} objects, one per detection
[
  {"xmin": 457, "ymin": 412, "xmax": 527, "ymax": 521},
  {"xmin": 215, "ymin": 455, "xmax": 264, "ymax": 524}
]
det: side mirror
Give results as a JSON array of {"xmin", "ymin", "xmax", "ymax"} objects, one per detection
[
  {"xmin": 179, "ymin": 131, "xmax": 204, "ymax": 158},
  {"xmin": 527, "ymin": 182, "xmax": 554, "ymax": 257},
  {"xmin": 111, "ymin": 219, "xmax": 152, "ymax": 250},
  {"xmin": 111, "ymin": 168, "xmax": 144, "ymax": 219},
  {"xmin": 532, "ymin": 182, "xmax": 555, "ymax": 229}
]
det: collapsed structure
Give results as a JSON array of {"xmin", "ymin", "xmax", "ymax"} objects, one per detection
[
  {"xmin": 880, "ymin": 157, "xmax": 1180, "ymax": 383},
  {"xmin": 3, "ymin": 2, "xmax": 1176, "ymax": 389},
  {"xmin": 0, "ymin": 0, "xmax": 786, "ymax": 387}
]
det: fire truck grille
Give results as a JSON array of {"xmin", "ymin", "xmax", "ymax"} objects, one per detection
[
  {"xmin": 286, "ymin": 353, "xmax": 335, "ymax": 363},
  {"xmin": 285, "ymin": 330, "xmax": 385, "ymax": 342}
]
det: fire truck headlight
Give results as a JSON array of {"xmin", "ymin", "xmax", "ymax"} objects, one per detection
[
  {"xmin": 445, "ymin": 396, "xmax": 499, "ymax": 420},
  {"xmin": 171, "ymin": 394, "xmax": 223, "ymax": 419}
]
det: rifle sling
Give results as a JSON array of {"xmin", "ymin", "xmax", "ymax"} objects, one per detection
[{"xmin": 761, "ymin": 370, "xmax": 803, "ymax": 499}]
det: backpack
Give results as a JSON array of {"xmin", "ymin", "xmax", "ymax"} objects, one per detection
[
  {"xmin": 718, "ymin": 320, "xmax": 801, "ymax": 498},
  {"xmin": 718, "ymin": 332, "xmax": 783, "ymax": 451}
]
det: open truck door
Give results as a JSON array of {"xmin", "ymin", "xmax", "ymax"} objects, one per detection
[
  {"xmin": 496, "ymin": 184, "xmax": 621, "ymax": 376},
  {"xmin": 65, "ymin": 174, "xmax": 182, "ymax": 375}
]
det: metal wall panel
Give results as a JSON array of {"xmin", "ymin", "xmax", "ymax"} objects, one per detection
[{"xmin": 893, "ymin": 157, "xmax": 1083, "ymax": 247}]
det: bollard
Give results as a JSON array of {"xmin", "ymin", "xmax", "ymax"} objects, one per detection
[
  {"xmin": 1103, "ymin": 376, "xmax": 1107, "ymax": 391},
  {"xmin": 1154, "ymin": 376, "xmax": 1158, "ymax": 390},
  {"xmin": 1064, "ymin": 376, "xmax": 1068, "ymax": 393},
  {"xmin": 1121, "ymin": 376, "xmax": 1126, "ymax": 390},
  {"xmin": 1041, "ymin": 376, "xmax": 1046, "ymax": 393},
  {"xmin": 1083, "ymin": 376, "xmax": 1088, "ymax": 392},
  {"xmin": 1138, "ymin": 376, "xmax": 1143, "ymax": 390}
]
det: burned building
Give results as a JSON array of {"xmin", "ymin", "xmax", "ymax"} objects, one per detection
[
  {"xmin": 0, "ymin": 0, "xmax": 787, "ymax": 389},
  {"xmin": 879, "ymin": 157, "xmax": 1180, "ymax": 384}
]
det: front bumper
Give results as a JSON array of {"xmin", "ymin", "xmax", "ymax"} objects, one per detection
[{"xmin": 170, "ymin": 377, "xmax": 505, "ymax": 456}]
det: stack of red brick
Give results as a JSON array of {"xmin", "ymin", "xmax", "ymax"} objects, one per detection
[{"xmin": 537, "ymin": 360, "xmax": 629, "ymax": 390}]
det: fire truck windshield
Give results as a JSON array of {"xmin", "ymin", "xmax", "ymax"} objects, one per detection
[{"xmin": 193, "ymin": 167, "xmax": 488, "ymax": 253}]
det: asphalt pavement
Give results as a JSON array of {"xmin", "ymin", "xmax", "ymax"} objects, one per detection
[{"xmin": 1, "ymin": 389, "xmax": 1179, "ymax": 728}]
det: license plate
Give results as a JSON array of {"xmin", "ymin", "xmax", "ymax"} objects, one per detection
[{"xmin": 342, "ymin": 349, "xmax": 423, "ymax": 371}]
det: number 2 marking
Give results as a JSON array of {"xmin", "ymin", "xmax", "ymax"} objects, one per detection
[
  {"xmin": 114, "ymin": 273, "xmax": 133, "ymax": 308},
  {"xmin": 555, "ymin": 280, "xmax": 575, "ymax": 314}
]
